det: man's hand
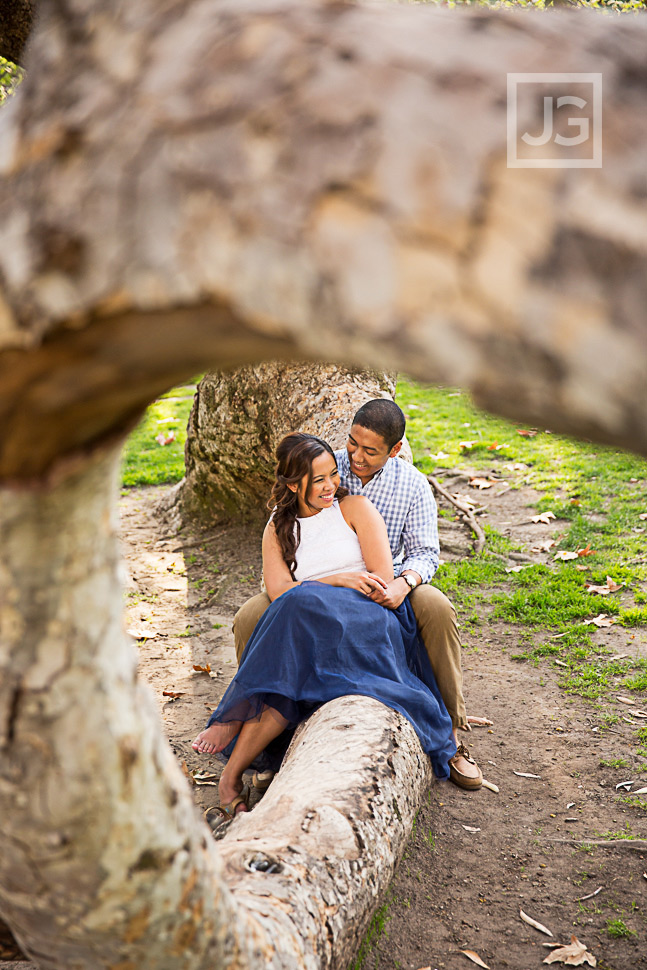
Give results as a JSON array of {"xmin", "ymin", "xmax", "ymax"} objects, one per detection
[{"xmin": 369, "ymin": 576, "xmax": 409, "ymax": 609}]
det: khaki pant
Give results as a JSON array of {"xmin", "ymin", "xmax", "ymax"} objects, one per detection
[{"xmin": 232, "ymin": 584, "xmax": 467, "ymax": 730}]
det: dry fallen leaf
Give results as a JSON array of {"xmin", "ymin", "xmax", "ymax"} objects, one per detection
[
  {"xmin": 192, "ymin": 663, "xmax": 212, "ymax": 674},
  {"xmin": 452, "ymin": 493, "xmax": 477, "ymax": 512},
  {"xmin": 585, "ymin": 576, "xmax": 623, "ymax": 595},
  {"xmin": 554, "ymin": 551, "xmax": 579, "ymax": 561},
  {"xmin": 639, "ymin": 513, "xmax": 647, "ymax": 521},
  {"xmin": 542, "ymin": 935, "xmax": 596, "ymax": 966},
  {"xmin": 531, "ymin": 511, "xmax": 556, "ymax": 524},
  {"xmin": 462, "ymin": 825, "xmax": 481, "ymax": 833},
  {"xmin": 506, "ymin": 564, "xmax": 533, "ymax": 573},
  {"xmin": 583, "ymin": 614, "xmax": 615, "ymax": 628},
  {"xmin": 162, "ymin": 689, "xmax": 185, "ymax": 699},
  {"xmin": 617, "ymin": 696, "xmax": 636, "ymax": 705},
  {"xmin": 630, "ymin": 786, "xmax": 647, "ymax": 795},
  {"xmin": 469, "ymin": 477, "xmax": 493, "ymax": 490},
  {"xmin": 155, "ymin": 431, "xmax": 176, "ymax": 446},
  {"xmin": 430, "ymin": 451, "xmax": 450, "ymax": 461},
  {"xmin": 577, "ymin": 544, "xmax": 595, "ymax": 557},
  {"xmin": 514, "ymin": 771, "xmax": 542, "ymax": 779},
  {"xmin": 520, "ymin": 909, "xmax": 553, "ymax": 937},
  {"xmin": 461, "ymin": 950, "xmax": 490, "ymax": 969},
  {"xmin": 459, "ymin": 440, "xmax": 476, "ymax": 450},
  {"xmin": 517, "ymin": 428, "xmax": 538, "ymax": 437},
  {"xmin": 487, "ymin": 441, "xmax": 504, "ymax": 451},
  {"xmin": 127, "ymin": 627, "xmax": 159, "ymax": 640},
  {"xmin": 466, "ymin": 716, "xmax": 494, "ymax": 727}
]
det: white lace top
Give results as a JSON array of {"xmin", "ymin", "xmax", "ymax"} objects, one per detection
[{"xmin": 293, "ymin": 500, "xmax": 367, "ymax": 582}]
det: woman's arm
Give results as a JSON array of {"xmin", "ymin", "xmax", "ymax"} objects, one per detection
[
  {"xmin": 262, "ymin": 521, "xmax": 299, "ymax": 601},
  {"xmin": 339, "ymin": 496, "xmax": 395, "ymax": 582}
]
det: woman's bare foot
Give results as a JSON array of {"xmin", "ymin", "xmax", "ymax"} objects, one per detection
[
  {"xmin": 218, "ymin": 769, "xmax": 249, "ymax": 815},
  {"xmin": 192, "ymin": 720, "xmax": 241, "ymax": 754}
]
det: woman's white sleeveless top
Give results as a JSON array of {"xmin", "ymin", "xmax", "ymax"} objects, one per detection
[{"xmin": 293, "ymin": 500, "xmax": 366, "ymax": 582}]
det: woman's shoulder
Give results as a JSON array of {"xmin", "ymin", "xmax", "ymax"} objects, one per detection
[
  {"xmin": 338, "ymin": 494, "xmax": 379, "ymax": 519},
  {"xmin": 338, "ymin": 494, "xmax": 369, "ymax": 510}
]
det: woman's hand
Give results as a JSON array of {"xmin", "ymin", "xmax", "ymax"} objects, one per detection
[{"xmin": 335, "ymin": 571, "xmax": 389, "ymax": 596}]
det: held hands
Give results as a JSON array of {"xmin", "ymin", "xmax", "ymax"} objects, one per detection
[
  {"xmin": 340, "ymin": 572, "xmax": 389, "ymax": 596},
  {"xmin": 368, "ymin": 576, "xmax": 409, "ymax": 610}
]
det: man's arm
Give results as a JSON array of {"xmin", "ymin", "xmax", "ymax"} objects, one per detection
[
  {"xmin": 397, "ymin": 478, "xmax": 440, "ymax": 583},
  {"xmin": 369, "ymin": 476, "xmax": 439, "ymax": 609}
]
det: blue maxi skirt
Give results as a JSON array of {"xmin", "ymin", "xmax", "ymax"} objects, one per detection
[{"xmin": 206, "ymin": 582, "xmax": 456, "ymax": 779}]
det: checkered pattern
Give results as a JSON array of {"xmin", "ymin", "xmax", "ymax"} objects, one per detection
[{"xmin": 335, "ymin": 450, "xmax": 439, "ymax": 582}]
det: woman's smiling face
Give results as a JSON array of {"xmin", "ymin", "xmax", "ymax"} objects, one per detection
[{"xmin": 294, "ymin": 452, "xmax": 340, "ymax": 517}]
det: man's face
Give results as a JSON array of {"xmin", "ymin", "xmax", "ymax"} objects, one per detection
[{"xmin": 346, "ymin": 423, "xmax": 401, "ymax": 485}]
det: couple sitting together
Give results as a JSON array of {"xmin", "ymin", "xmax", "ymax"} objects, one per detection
[{"xmin": 192, "ymin": 398, "xmax": 483, "ymax": 821}]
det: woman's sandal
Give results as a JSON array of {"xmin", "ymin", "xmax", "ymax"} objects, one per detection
[
  {"xmin": 203, "ymin": 784, "xmax": 250, "ymax": 834},
  {"xmin": 252, "ymin": 770, "xmax": 275, "ymax": 791},
  {"xmin": 449, "ymin": 742, "xmax": 483, "ymax": 791}
]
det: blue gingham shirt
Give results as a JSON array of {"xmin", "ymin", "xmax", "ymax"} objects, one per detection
[{"xmin": 334, "ymin": 450, "xmax": 440, "ymax": 583}]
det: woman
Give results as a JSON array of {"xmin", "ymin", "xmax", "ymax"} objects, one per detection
[{"xmin": 192, "ymin": 433, "xmax": 456, "ymax": 819}]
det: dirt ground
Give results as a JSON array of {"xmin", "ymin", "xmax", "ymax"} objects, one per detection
[{"xmin": 3, "ymin": 474, "xmax": 646, "ymax": 970}]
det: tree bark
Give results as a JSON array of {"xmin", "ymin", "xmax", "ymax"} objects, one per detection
[
  {"xmin": 0, "ymin": 443, "xmax": 428, "ymax": 969},
  {"xmin": 0, "ymin": 0, "xmax": 34, "ymax": 65},
  {"xmin": 0, "ymin": 2, "xmax": 646, "ymax": 477},
  {"xmin": 177, "ymin": 364, "xmax": 398, "ymax": 524}
]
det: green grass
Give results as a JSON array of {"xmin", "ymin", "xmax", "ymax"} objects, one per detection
[
  {"xmin": 599, "ymin": 758, "xmax": 631, "ymax": 769},
  {"xmin": 348, "ymin": 897, "xmax": 392, "ymax": 970},
  {"xmin": 397, "ymin": 379, "xmax": 647, "ymax": 706},
  {"xmin": 121, "ymin": 380, "xmax": 198, "ymax": 487},
  {"xmin": 606, "ymin": 917, "xmax": 637, "ymax": 940},
  {"xmin": 0, "ymin": 57, "xmax": 23, "ymax": 104}
]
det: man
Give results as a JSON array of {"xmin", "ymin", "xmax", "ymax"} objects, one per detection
[{"xmin": 232, "ymin": 398, "xmax": 482, "ymax": 790}]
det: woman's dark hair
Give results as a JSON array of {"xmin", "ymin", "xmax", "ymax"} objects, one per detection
[
  {"xmin": 269, "ymin": 432, "xmax": 346, "ymax": 577},
  {"xmin": 352, "ymin": 398, "xmax": 405, "ymax": 450}
]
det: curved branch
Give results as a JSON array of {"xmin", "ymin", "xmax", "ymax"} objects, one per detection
[
  {"xmin": 1, "ymin": 3, "xmax": 647, "ymax": 477},
  {"xmin": 429, "ymin": 475, "xmax": 486, "ymax": 555}
]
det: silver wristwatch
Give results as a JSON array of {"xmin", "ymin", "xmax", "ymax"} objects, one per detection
[{"xmin": 402, "ymin": 572, "xmax": 417, "ymax": 590}]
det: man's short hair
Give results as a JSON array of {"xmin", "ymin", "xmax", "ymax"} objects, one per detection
[{"xmin": 352, "ymin": 398, "xmax": 406, "ymax": 450}]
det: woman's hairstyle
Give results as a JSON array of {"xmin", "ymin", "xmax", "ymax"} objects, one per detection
[
  {"xmin": 269, "ymin": 432, "xmax": 346, "ymax": 577},
  {"xmin": 352, "ymin": 398, "xmax": 405, "ymax": 450}
]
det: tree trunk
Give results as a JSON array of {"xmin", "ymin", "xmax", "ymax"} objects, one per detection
[
  {"xmin": 176, "ymin": 364, "xmax": 398, "ymax": 525},
  {"xmin": 0, "ymin": 443, "xmax": 428, "ymax": 970},
  {"xmin": 0, "ymin": 0, "xmax": 34, "ymax": 65}
]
